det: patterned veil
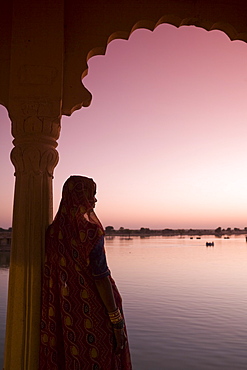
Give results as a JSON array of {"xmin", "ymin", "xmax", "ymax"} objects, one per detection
[
  {"xmin": 39, "ymin": 176, "xmax": 132, "ymax": 370},
  {"xmin": 52, "ymin": 176, "xmax": 104, "ymax": 262}
]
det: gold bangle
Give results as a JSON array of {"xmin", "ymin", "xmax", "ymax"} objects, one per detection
[
  {"xmin": 110, "ymin": 317, "xmax": 123, "ymax": 324},
  {"xmin": 109, "ymin": 314, "xmax": 122, "ymax": 322},
  {"xmin": 108, "ymin": 308, "xmax": 123, "ymax": 324},
  {"xmin": 108, "ymin": 308, "xmax": 120, "ymax": 316}
]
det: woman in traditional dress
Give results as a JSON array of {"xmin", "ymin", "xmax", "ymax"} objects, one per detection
[{"xmin": 39, "ymin": 175, "xmax": 132, "ymax": 369}]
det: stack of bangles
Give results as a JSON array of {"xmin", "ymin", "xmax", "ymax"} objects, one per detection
[{"xmin": 108, "ymin": 308, "xmax": 125, "ymax": 330}]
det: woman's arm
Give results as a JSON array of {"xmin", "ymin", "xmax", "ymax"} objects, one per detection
[
  {"xmin": 90, "ymin": 237, "xmax": 126, "ymax": 353},
  {"xmin": 95, "ymin": 276, "xmax": 126, "ymax": 353},
  {"xmin": 94, "ymin": 275, "xmax": 117, "ymax": 312}
]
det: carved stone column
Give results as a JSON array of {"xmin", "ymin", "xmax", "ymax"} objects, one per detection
[{"xmin": 3, "ymin": 105, "xmax": 60, "ymax": 370}]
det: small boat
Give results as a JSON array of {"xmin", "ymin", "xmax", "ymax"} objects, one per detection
[{"xmin": 206, "ymin": 242, "xmax": 214, "ymax": 247}]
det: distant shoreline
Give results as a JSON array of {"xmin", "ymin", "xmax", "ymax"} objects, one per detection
[
  {"xmin": 1, "ymin": 228, "xmax": 247, "ymax": 250},
  {"xmin": 105, "ymin": 227, "xmax": 247, "ymax": 237}
]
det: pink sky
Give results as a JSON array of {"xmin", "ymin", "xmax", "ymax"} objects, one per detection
[{"xmin": 1, "ymin": 24, "xmax": 247, "ymax": 230}]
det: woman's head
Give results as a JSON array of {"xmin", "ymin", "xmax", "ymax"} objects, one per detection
[
  {"xmin": 62, "ymin": 176, "xmax": 97, "ymax": 214},
  {"xmin": 50, "ymin": 175, "xmax": 104, "ymax": 262}
]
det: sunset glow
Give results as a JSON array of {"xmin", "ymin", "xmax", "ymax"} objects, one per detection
[{"xmin": 1, "ymin": 25, "xmax": 247, "ymax": 229}]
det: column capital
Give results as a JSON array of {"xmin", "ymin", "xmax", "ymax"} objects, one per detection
[
  {"xmin": 9, "ymin": 98, "xmax": 61, "ymax": 142},
  {"xmin": 9, "ymin": 101, "xmax": 60, "ymax": 178}
]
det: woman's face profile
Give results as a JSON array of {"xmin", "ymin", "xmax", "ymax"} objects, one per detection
[
  {"xmin": 88, "ymin": 195, "xmax": 97, "ymax": 209},
  {"xmin": 62, "ymin": 176, "xmax": 98, "ymax": 213},
  {"xmin": 85, "ymin": 182, "xmax": 97, "ymax": 210}
]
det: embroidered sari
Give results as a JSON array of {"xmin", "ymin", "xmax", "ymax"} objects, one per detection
[{"xmin": 39, "ymin": 176, "xmax": 132, "ymax": 369}]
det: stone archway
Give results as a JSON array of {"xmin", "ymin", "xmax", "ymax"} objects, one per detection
[
  {"xmin": 61, "ymin": 0, "xmax": 247, "ymax": 116},
  {"xmin": 1, "ymin": 1, "xmax": 247, "ymax": 369}
]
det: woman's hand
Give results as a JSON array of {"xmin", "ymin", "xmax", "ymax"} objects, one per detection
[
  {"xmin": 113, "ymin": 327, "xmax": 127, "ymax": 354},
  {"xmin": 94, "ymin": 277, "xmax": 127, "ymax": 354}
]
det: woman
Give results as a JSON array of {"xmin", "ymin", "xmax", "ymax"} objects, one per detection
[{"xmin": 39, "ymin": 176, "xmax": 132, "ymax": 369}]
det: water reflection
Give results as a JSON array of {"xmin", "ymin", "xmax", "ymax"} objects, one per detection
[
  {"xmin": 0, "ymin": 251, "xmax": 10, "ymax": 268},
  {"xmin": 0, "ymin": 238, "xmax": 247, "ymax": 369},
  {"xmin": 0, "ymin": 255, "xmax": 9, "ymax": 369},
  {"xmin": 106, "ymin": 236, "xmax": 247, "ymax": 369}
]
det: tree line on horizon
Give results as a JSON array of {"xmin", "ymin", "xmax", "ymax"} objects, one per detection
[
  {"xmin": 105, "ymin": 226, "xmax": 247, "ymax": 236},
  {"xmin": 1, "ymin": 226, "xmax": 247, "ymax": 237}
]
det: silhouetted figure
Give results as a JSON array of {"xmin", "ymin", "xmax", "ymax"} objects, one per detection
[{"xmin": 39, "ymin": 176, "xmax": 132, "ymax": 369}]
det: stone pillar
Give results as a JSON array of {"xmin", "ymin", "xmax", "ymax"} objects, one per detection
[
  {"xmin": 3, "ymin": 0, "xmax": 64, "ymax": 366},
  {"xmin": 3, "ymin": 108, "xmax": 60, "ymax": 370}
]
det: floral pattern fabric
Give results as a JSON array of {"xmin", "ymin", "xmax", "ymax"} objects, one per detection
[{"xmin": 39, "ymin": 176, "xmax": 132, "ymax": 369}]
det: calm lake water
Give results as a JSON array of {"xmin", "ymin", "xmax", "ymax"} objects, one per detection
[
  {"xmin": 0, "ymin": 251, "xmax": 9, "ymax": 370},
  {"xmin": 1, "ymin": 236, "xmax": 247, "ymax": 369}
]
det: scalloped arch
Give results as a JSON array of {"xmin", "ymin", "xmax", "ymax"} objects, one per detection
[
  {"xmin": 82, "ymin": 15, "xmax": 247, "ymax": 82},
  {"xmin": 62, "ymin": 0, "xmax": 247, "ymax": 115}
]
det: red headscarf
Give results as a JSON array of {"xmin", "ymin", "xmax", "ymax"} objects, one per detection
[
  {"xmin": 51, "ymin": 175, "xmax": 104, "ymax": 262},
  {"xmin": 40, "ymin": 176, "xmax": 132, "ymax": 369}
]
